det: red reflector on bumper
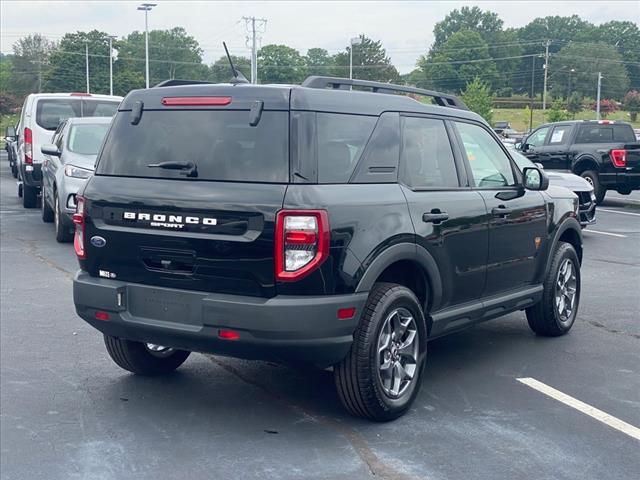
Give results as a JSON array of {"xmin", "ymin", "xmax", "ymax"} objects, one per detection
[
  {"xmin": 337, "ymin": 307, "xmax": 356, "ymax": 320},
  {"xmin": 95, "ymin": 311, "xmax": 110, "ymax": 321},
  {"xmin": 218, "ymin": 329, "xmax": 240, "ymax": 340}
]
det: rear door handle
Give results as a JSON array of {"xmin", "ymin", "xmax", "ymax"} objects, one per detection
[
  {"xmin": 492, "ymin": 206, "xmax": 513, "ymax": 216},
  {"xmin": 422, "ymin": 211, "xmax": 449, "ymax": 224}
]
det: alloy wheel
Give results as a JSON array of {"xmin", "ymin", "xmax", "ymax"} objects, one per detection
[{"xmin": 555, "ymin": 258, "xmax": 577, "ymax": 323}]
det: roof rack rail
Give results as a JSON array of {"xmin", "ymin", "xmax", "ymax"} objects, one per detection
[
  {"xmin": 153, "ymin": 79, "xmax": 214, "ymax": 88},
  {"xmin": 301, "ymin": 76, "xmax": 468, "ymax": 110}
]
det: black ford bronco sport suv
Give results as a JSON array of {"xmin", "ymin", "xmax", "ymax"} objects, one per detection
[{"xmin": 73, "ymin": 76, "xmax": 583, "ymax": 421}]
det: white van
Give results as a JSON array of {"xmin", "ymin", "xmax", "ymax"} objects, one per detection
[{"xmin": 16, "ymin": 93, "xmax": 123, "ymax": 207}]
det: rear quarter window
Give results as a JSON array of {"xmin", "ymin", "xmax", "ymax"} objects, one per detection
[
  {"xmin": 96, "ymin": 110, "xmax": 289, "ymax": 183},
  {"xmin": 575, "ymin": 124, "xmax": 636, "ymax": 143}
]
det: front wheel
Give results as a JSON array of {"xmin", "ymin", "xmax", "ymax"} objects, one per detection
[
  {"xmin": 54, "ymin": 195, "xmax": 73, "ymax": 242},
  {"xmin": 334, "ymin": 283, "xmax": 427, "ymax": 421},
  {"xmin": 104, "ymin": 335, "xmax": 191, "ymax": 375},
  {"xmin": 41, "ymin": 185, "xmax": 54, "ymax": 223},
  {"xmin": 526, "ymin": 242, "xmax": 580, "ymax": 336}
]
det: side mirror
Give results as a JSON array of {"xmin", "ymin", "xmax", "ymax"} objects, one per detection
[
  {"xmin": 41, "ymin": 144, "xmax": 61, "ymax": 157},
  {"xmin": 523, "ymin": 167, "xmax": 549, "ymax": 191},
  {"xmin": 5, "ymin": 126, "xmax": 16, "ymax": 140}
]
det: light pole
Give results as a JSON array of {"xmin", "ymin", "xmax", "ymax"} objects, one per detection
[
  {"xmin": 108, "ymin": 35, "xmax": 118, "ymax": 96},
  {"xmin": 84, "ymin": 41, "xmax": 90, "ymax": 93},
  {"xmin": 137, "ymin": 3, "xmax": 157, "ymax": 88},
  {"xmin": 567, "ymin": 68, "xmax": 575, "ymax": 99},
  {"xmin": 349, "ymin": 36, "xmax": 362, "ymax": 83}
]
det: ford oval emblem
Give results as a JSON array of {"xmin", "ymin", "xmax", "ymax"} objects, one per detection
[{"xmin": 90, "ymin": 236, "xmax": 107, "ymax": 248}]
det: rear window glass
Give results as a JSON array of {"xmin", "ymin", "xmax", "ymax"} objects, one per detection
[
  {"xmin": 68, "ymin": 124, "xmax": 110, "ymax": 155},
  {"xmin": 317, "ymin": 113, "xmax": 376, "ymax": 183},
  {"xmin": 575, "ymin": 124, "xmax": 636, "ymax": 143},
  {"xmin": 36, "ymin": 99, "xmax": 120, "ymax": 131},
  {"xmin": 96, "ymin": 110, "xmax": 289, "ymax": 183}
]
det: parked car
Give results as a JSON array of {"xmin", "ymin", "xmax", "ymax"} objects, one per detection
[
  {"xmin": 73, "ymin": 76, "xmax": 583, "ymax": 421},
  {"xmin": 517, "ymin": 120, "xmax": 640, "ymax": 204},
  {"xmin": 493, "ymin": 120, "xmax": 511, "ymax": 135},
  {"xmin": 4, "ymin": 124, "xmax": 19, "ymax": 178},
  {"xmin": 41, "ymin": 117, "xmax": 112, "ymax": 242},
  {"xmin": 508, "ymin": 147, "xmax": 596, "ymax": 227},
  {"xmin": 14, "ymin": 92, "xmax": 122, "ymax": 208}
]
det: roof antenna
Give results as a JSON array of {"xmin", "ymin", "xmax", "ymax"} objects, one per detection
[{"xmin": 223, "ymin": 42, "xmax": 249, "ymax": 84}]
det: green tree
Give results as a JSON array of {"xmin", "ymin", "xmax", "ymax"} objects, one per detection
[
  {"xmin": 546, "ymin": 98, "xmax": 570, "ymax": 122},
  {"xmin": 549, "ymin": 42, "xmax": 630, "ymax": 100},
  {"xmin": 586, "ymin": 21, "xmax": 640, "ymax": 90},
  {"xmin": 257, "ymin": 44, "xmax": 306, "ymax": 84},
  {"xmin": 332, "ymin": 35, "xmax": 400, "ymax": 83},
  {"xmin": 622, "ymin": 90, "xmax": 640, "ymax": 121},
  {"xmin": 45, "ymin": 30, "xmax": 111, "ymax": 94},
  {"xmin": 117, "ymin": 27, "xmax": 207, "ymax": 86},
  {"xmin": 305, "ymin": 48, "xmax": 334, "ymax": 77},
  {"xmin": 432, "ymin": 6, "xmax": 503, "ymax": 51},
  {"xmin": 566, "ymin": 92, "xmax": 583, "ymax": 119},
  {"xmin": 461, "ymin": 77, "xmax": 494, "ymax": 124},
  {"xmin": 210, "ymin": 55, "xmax": 250, "ymax": 83},
  {"xmin": 418, "ymin": 30, "xmax": 498, "ymax": 93},
  {"xmin": 11, "ymin": 33, "xmax": 55, "ymax": 96}
]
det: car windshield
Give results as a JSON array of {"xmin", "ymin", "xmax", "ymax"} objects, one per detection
[{"xmin": 67, "ymin": 124, "xmax": 110, "ymax": 155}]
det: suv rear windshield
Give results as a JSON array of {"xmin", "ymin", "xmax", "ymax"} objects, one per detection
[
  {"xmin": 36, "ymin": 99, "xmax": 120, "ymax": 130},
  {"xmin": 96, "ymin": 110, "xmax": 289, "ymax": 183},
  {"xmin": 575, "ymin": 124, "xmax": 636, "ymax": 143}
]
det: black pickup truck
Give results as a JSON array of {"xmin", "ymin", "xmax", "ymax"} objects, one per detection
[{"xmin": 518, "ymin": 120, "xmax": 640, "ymax": 203}]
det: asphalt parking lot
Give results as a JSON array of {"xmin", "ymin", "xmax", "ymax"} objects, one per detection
[{"xmin": 1, "ymin": 151, "xmax": 638, "ymax": 480}]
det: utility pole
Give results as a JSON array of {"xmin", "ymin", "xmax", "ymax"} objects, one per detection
[
  {"xmin": 108, "ymin": 35, "xmax": 117, "ymax": 96},
  {"xmin": 542, "ymin": 40, "xmax": 549, "ymax": 111},
  {"xmin": 84, "ymin": 41, "xmax": 90, "ymax": 93},
  {"xmin": 137, "ymin": 3, "xmax": 157, "ymax": 88},
  {"xmin": 243, "ymin": 16, "xmax": 267, "ymax": 84},
  {"xmin": 596, "ymin": 72, "xmax": 602, "ymax": 120},
  {"xmin": 30, "ymin": 59, "xmax": 43, "ymax": 93},
  {"xmin": 349, "ymin": 36, "xmax": 363, "ymax": 84},
  {"xmin": 529, "ymin": 55, "xmax": 535, "ymax": 131}
]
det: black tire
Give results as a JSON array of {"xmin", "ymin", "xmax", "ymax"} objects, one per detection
[
  {"xmin": 334, "ymin": 282, "xmax": 427, "ymax": 421},
  {"xmin": 54, "ymin": 195, "xmax": 73, "ymax": 242},
  {"xmin": 41, "ymin": 185, "xmax": 54, "ymax": 223},
  {"xmin": 11, "ymin": 164, "xmax": 18, "ymax": 178},
  {"xmin": 22, "ymin": 184, "xmax": 38, "ymax": 208},
  {"xmin": 580, "ymin": 170, "xmax": 605, "ymax": 205},
  {"xmin": 526, "ymin": 242, "xmax": 580, "ymax": 337},
  {"xmin": 104, "ymin": 335, "xmax": 191, "ymax": 375}
]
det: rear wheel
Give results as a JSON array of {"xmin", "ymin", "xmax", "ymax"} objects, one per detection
[
  {"xmin": 11, "ymin": 163, "xmax": 18, "ymax": 178},
  {"xmin": 41, "ymin": 185, "xmax": 54, "ymax": 223},
  {"xmin": 526, "ymin": 242, "xmax": 580, "ymax": 337},
  {"xmin": 580, "ymin": 170, "xmax": 605, "ymax": 204},
  {"xmin": 334, "ymin": 283, "xmax": 427, "ymax": 421},
  {"xmin": 22, "ymin": 184, "xmax": 38, "ymax": 208},
  {"xmin": 54, "ymin": 195, "xmax": 73, "ymax": 242},
  {"xmin": 104, "ymin": 335, "xmax": 191, "ymax": 375}
]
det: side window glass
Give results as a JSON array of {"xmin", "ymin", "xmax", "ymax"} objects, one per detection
[
  {"xmin": 317, "ymin": 113, "xmax": 376, "ymax": 183},
  {"xmin": 527, "ymin": 127, "xmax": 550, "ymax": 147},
  {"xmin": 456, "ymin": 122, "xmax": 516, "ymax": 188},
  {"xmin": 548, "ymin": 125, "xmax": 571, "ymax": 145},
  {"xmin": 400, "ymin": 117, "xmax": 459, "ymax": 189}
]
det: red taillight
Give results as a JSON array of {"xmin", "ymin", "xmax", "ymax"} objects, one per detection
[
  {"xmin": 337, "ymin": 307, "xmax": 356, "ymax": 320},
  {"xmin": 73, "ymin": 196, "xmax": 86, "ymax": 259},
  {"xmin": 95, "ymin": 311, "xmax": 110, "ymax": 321},
  {"xmin": 24, "ymin": 127, "xmax": 33, "ymax": 165},
  {"xmin": 161, "ymin": 96, "xmax": 232, "ymax": 106},
  {"xmin": 218, "ymin": 329, "xmax": 240, "ymax": 340},
  {"xmin": 611, "ymin": 149, "xmax": 627, "ymax": 168},
  {"xmin": 275, "ymin": 210, "xmax": 329, "ymax": 282}
]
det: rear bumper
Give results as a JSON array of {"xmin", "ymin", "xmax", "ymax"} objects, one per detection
[
  {"xmin": 20, "ymin": 163, "xmax": 42, "ymax": 188},
  {"xmin": 73, "ymin": 271, "xmax": 368, "ymax": 366},
  {"xmin": 599, "ymin": 172, "xmax": 640, "ymax": 191}
]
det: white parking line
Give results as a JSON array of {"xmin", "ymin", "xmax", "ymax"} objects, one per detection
[
  {"xmin": 584, "ymin": 229, "xmax": 627, "ymax": 238},
  {"xmin": 599, "ymin": 208, "xmax": 640, "ymax": 217},
  {"xmin": 517, "ymin": 377, "xmax": 640, "ymax": 441}
]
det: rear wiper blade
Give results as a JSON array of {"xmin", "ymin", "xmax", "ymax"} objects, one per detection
[{"xmin": 147, "ymin": 161, "xmax": 198, "ymax": 178}]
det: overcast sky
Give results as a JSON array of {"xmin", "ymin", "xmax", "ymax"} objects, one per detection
[{"xmin": 1, "ymin": 1, "xmax": 638, "ymax": 73}]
